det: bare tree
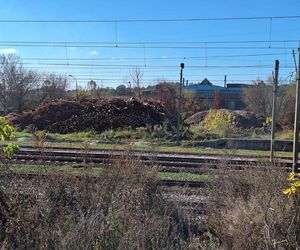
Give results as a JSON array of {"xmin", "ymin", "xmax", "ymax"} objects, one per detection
[
  {"xmin": 243, "ymin": 77, "xmax": 292, "ymax": 122},
  {"xmin": 0, "ymin": 54, "xmax": 39, "ymax": 113},
  {"xmin": 87, "ymin": 80, "xmax": 97, "ymax": 91},
  {"xmin": 38, "ymin": 73, "xmax": 68, "ymax": 102},
  {"xmin": 130, "ymin": 68, "xmax": 143, "ymax": 101},
  {"xmin": 243, "ymin": 80, "xmax": 272, "ymax": 117}
]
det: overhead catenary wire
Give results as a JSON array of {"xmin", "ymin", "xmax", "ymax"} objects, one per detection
[
  {"xmin": 0, "ymin": 39, "xmax": 299, "ymax": 44},
  {"xmin": 18, "ymin": 52, "xmax": 293, "ymax": 62},
  {"xmin": 0, "ymin": 43, "xmax": 296, "ymax": 49},
  {"xmin": 0, "ymin": 40, "xmax": 298, "ymax": 50},
  {"xmin": 20, "ymin": 62, "xmax": 295, "ymax": 68},
  {"xmin": 61, "ymin": 78, "xmax": 292, "ymax": 82},
  {"xmin": 0, "ymin": 15, "xmax": 300, "ymax": 23},
  {"xmin": 0, "ymin": 15, "xmax": 298, "ymax": 89}
]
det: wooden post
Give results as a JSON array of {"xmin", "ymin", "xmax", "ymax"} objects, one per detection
[
  {"xmin": 270, "ymin": 60, "xmax": 279, "ymax": 163},
  {"xmin": 293, "ymin": 48, "xmax": 300, "ymax": 173}
]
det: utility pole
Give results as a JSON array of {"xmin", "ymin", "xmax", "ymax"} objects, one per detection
[
  {"xmin": 224, "ymin": 75, "xmax": 227, "ymax": 88},
  {"xmin": 176, "ymin": 63, "xmax": 184, "ymax": 145},
  {"xmin": 270, "ymin": 60, "xmax": 279, "ymax": 163},
  {"xmin": 293, "ymin": 47, "xmax": 300, "ymax": 173},
  {"xmin": 293, "ymin": 49, "xmax": 298, "ymax": 75},
  {"xmin": 2, "ymin": 78, "xmax": 6, "ymax": 114},
  {"xmin": 69, "ymin": 75, "xmax": 78, "ymax": 101}
]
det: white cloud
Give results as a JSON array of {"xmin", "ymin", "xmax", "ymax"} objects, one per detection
[
  {"xmin": 0, "ymin": 48, "xmax": 17, "ymax": 55},
  {"xmin": 90, "ymin": 50, "xmax": 98, "ymax": 55}
]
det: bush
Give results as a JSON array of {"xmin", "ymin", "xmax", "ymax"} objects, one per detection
[
  {"xmin": 0, "ymin": 157, "xmax": 198, "ymax": 249},
  {"xmin": 189, "ymin": 109, "xmax": 234, "ymax": 139},
  {"xmin": 202, "ymin": 110, "xmax": 233, "ymax": 137},
  {"xmin": 0, "ymin": 117, "xmax": 18, "ymax": 160},
  {"xmin": 205, "ymin": 164, "xmax": 300, "ymax": 249},
  {"xmin": 100, "ymin": 129, "xmax": 145, "ymax": 141},
  {"xmin": 190, "ymin": 125, "xmax": 219, "ymax": 141}
]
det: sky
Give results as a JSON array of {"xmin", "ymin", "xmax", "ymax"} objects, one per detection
[{"xmin": 0, "ymin": 0, "xmax": 300, "ymax": 89}]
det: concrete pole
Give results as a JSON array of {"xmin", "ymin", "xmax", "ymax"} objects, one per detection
[
  {"xmin": 270, "ymin": 60, "xmax": 279, "ymax": 163},
  {"xmin": 292, "ymin": 48, "xmax": 300, "ymax": 173}
]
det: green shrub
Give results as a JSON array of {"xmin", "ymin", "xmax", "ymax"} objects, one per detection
[
  {"xmin": 100, "ymin": 129, "xmax": 145, "ymax": 141},
  {"xmin": 190, "ymin": 125, "xmax": 219, "ymax": 141},
  {"xmin": 0, "ymin": 117, "xmax": 19, "ymax": 160}
]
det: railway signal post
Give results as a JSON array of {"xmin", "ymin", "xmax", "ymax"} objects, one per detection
[{"xmin": 176, "ymin": 63, "xmax": 184, "ymax": 145}]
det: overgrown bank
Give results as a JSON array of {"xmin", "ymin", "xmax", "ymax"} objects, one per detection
[{"xmin": 1, "ymin": 158, "xmax": 300, "ymax": 249}]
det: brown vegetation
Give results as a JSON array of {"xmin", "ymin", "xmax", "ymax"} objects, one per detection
[
  {"xmin": 0, "ymin": 157, "xmax": 300, "ymax": 249},
  {"xmin": 10, "ymin": 98, "xmax": 166, "ymax": 134},
  {"xmin": 206, "ymin": 164, "xmax": 300, "ymax": 249},
  {"xmin": 0, "ymin": 157, "xmax": 200, "ymax": 249}
]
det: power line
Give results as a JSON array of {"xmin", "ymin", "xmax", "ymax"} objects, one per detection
[
  {"xmin": 69, "ymin": 78, "xmax": 259, "ymax": 81},
  {"xmin": 65, "ymin": 73, "xmax": 275, "ymax": 77},
  {"xmin": 0, "ymin": 39, "xmax": 299, "ymax": 44},
  {"xmin": 19, "ymin": 52, "xmax": 293, "ymax": 62},
  {"xmin": 0, "ymin": 15, "xmax": 300, "ymax": 23},
  {"xmin": 65, "ymin": 78, "xmax": 293, "ymax": 85},
  {"xmin": 0, "ymin": 43, "xmax": 296, "ymax": 49},
  {"xmin": 21, "ymin": 62, "xmax": 295, "ymax": 68}
]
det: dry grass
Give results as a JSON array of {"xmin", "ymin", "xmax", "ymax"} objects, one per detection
[
  {"xmin": 205, "ymin": 162, "xmax": 300, "ymax": 250},
  {"xmin": 1, "ymin": 153, "xmax": 300, "ymax": 249},
  {"xmin": 0, "ymin": 156, "xmax": 202, "ymax": 250}
]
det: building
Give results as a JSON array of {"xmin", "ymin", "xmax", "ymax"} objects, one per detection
[{"xmin": 184, "ymin": 78, "xmax": 249, "ymax": 110}]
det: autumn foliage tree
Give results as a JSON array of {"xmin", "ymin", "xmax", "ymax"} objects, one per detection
[
  {"xmin": 154, "ymin": 82, "xmax": 177, "ymax": 115},
  {"xmin": 183, "ymin": 92, "xmax": 209, "ymax": 117},
  {"xmin": 212, "ymin": 91, "xmax": 223, "ymax": 109}
]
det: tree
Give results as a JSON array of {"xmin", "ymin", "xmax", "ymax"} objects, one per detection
[
  {"xmin": 38, "ymin": 73, "xmax": 68, "ymax": 102},
  {"xmin": 243, "ymin": 77, "xmax": 294, "ymax": 125},
  {"xmin": 115, "ymin": 85, "xmax": 127, "ymax": 96},
  {"xmin": 279, "ymin": 80, "xmax": 296, "ymax": 127},
  {"xmin": 154, "ymin": 82, "xmax": 177, "ymax": 115},
  {"xmin": 183, "ymin": 92, "xmax": 209, "ymax": 117},
  {"xmin": 212, "ymin": 91, "xmax": 223, "ymax": 109},
  {"xmin": 130, "ymin": 68, "xmax": 143, "ymax": 100},
  {"xmin": 87, "ymin": 80, "xmax": 97, "ymax": 91},
  {"xmin": 243, "ymin": 80, "xmax": 272, "ymax": 117},
  {"xmin": 0, "ymin": 54, "xmax": 39, "ymax": 113},
  {"xmin": 86, "ymin": 80, "xmax": 99, "ymax": 99}
]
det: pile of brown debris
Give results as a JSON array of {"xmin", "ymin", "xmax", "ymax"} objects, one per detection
[{"xmin": 10, "ymin": 98, "xmax": 166, "ymax": 134}]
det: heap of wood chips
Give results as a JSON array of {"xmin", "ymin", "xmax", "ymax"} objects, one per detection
[{"xmin": 10, "ymin": 98, "xmax": 166, "ymax": 134}]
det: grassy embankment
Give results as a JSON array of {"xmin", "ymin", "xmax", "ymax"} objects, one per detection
[
  {"xmin": 10, "ymin": 130, "xmax": 295, "ymax": 158},
  {"xmin": 3, "ymin": 164, "xmax": 211, "ymax": 181}
]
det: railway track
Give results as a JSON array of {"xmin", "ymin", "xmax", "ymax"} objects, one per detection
[
  {"xmin": 10, "ymin": 146, "xmax": 295, "ymax": 173},
  {"xmin": 1, "ymin": 172, "xmax": 207, "ymax": 188}
]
